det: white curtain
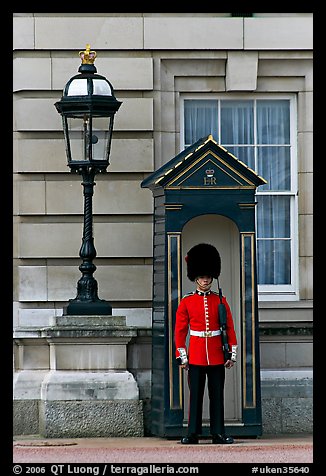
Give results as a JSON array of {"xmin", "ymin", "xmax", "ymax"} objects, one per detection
[
  {"xmin": 184, "ymin": 100, "xmax": 218, "ymax": 144},
  {"xmin": 256, "ymin": 100, "xmax": 291, "ymax": 284},
  {"xmin": 256, "ymin": 196, "xmax": 291, "ymax": 285},
  {"xmin": 221, "ymin": 99, "xmax": 255, "ymax": 169}
]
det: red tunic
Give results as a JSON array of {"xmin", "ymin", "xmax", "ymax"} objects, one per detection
[{"xmin": 174, "ymin": 290, "xmax": 237, "ymax": 366}]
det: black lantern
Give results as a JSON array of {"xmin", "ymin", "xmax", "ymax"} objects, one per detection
[
  {"xmin": 55, "ymin": 44, "xmax": 122, "ymax": 172},
  {"xmin": 55, "ymin": 45, "xmax": 122, "ymax": 315}
]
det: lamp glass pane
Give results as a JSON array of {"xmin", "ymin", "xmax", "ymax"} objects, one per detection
[
  {"xmin": 92, "ymin": 79, "xmax": 112, "ymax": 96},
  {"xmin": 92, "ymin": 117, "xmax": 111, "ymax": 161},
  {"xmin": 66, "ymin": 79, "xmax": 88, "ymax": 96},
  {"xmin": 67, "ymin": 116, "xmax": 91, "ymax": 162}
]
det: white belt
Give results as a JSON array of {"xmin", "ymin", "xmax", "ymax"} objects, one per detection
[{"xmin": 190, "ymin": 330, "xmax": 221, "ymax": 337}]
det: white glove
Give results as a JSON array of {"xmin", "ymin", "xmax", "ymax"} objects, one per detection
[
  {"xmin": 177, "ymin": 347, "xmax": 188, "ymax": 365},
  {"xmin": 231, "ymin": 345, "xmax": 238, "ymax": 362}
]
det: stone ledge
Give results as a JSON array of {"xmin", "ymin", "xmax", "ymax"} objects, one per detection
[
  {"xmin": 261, "ymin": 369, "xmax": 313, "ymax": 379},
  {"xmin": 55, "ymin": 315, "xmax": 126, "ymax": 326},
  {"xmin": 13, "ymin": 369, "xmax": 144, "ymax": 437},
  {"xmin": 259, "ymin": 322, "xmax": 313, "ymax": 336}
]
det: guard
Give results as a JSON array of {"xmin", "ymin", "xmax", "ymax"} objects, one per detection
[{"xmin": 174, "ymin": 243, "xmax": 238, "ymax": 444}]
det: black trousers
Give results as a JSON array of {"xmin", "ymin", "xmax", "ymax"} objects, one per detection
[{"xmin": 187, "ymin": 364, "xmax": 225, "ymax": 436}]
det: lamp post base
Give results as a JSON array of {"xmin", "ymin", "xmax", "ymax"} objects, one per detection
[{"xmin": 64, "ymin": 299, "xmax": 112, "ymax": 316}]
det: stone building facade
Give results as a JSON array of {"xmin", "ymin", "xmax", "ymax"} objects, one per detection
[{"xmin": 13, "ymin": 13, "xmax": 313, "ymax": 436}]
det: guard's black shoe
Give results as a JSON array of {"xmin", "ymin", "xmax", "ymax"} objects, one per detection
[
  {"xmin": 212, "ymin": 434, "xmax": 234, "ymax": 444},
  {"xmin": 181, "ymin": 434, "xmax": 199, "ymax": 444}
]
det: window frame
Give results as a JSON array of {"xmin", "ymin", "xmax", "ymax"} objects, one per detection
[{"xmin": 180, "ymin": 93, "xmax": 299, "ymax": 301}]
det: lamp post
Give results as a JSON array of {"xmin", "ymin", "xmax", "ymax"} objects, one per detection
[{"xmin": 55, "ymin": 44, "xmax": 122, "ymax": 315}]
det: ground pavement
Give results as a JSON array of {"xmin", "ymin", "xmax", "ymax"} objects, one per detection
[{"xmin": 13, "ymin": 434, "xmax": 313, "ymax": 464}]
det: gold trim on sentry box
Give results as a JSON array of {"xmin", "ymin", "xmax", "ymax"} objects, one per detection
[
  {"xmin": 168, "ymin": 233, "xmax": 183, "ymax": 409},
  {"xmin": 241, "ymin": 232, "xmax": 256, "ymax": 409}
]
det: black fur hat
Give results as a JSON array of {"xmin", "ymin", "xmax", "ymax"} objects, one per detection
[{"xmin": 185, "ymin": 243, "xmax": 221, "ymax": 281}]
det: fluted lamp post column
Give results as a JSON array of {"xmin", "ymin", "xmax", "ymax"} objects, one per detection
[{"xmin": 55, "ymin": 44, "xmax": 122, "ymax": 315}]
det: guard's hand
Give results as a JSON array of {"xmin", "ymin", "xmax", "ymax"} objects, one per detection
[
  {"xmin": 224, "ymin": 359, "xmax": 235, "ymax": 369},
  {"xmin": 181, "ymin": 363, "xmax": 189, "ymax": 370}
]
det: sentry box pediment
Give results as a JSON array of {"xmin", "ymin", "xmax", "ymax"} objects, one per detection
[{"xmin": 141, "ymin": 135, "xmax": 266, "ymax": 191}]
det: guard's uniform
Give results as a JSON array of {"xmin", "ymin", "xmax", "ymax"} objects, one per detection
[
  {"xmin": 175, "ymin": 290, "xmax": 237, "ymax": 365},
  {"xmin": 174, "ymin": 289, "xmax": 237, "ymax": 436}
]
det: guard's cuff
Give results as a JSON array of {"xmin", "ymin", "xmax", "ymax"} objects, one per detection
[
  {"xmin": 177, "ymin": 347, "xmax": 188, "ymax": 365},
  {"xmin": 231, "ymin": 345, "xmax": 238, "ymax": 362}
]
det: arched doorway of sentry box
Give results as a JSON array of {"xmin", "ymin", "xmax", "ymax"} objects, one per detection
[{"xmin": 181, "ymin": 214, "xmax": 241, "ymax": 431}]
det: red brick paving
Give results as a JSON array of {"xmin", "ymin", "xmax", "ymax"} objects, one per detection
[{"xmin": 13, "ymin": 435, "xmax": 313, "ymax": 464}]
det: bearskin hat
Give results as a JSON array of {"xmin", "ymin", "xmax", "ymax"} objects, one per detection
[{"xmin": 185, "ymin": 243, "xmax": 221, "ymax": 281}]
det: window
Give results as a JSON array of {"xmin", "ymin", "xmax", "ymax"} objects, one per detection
[{"xmin": 182, "ymin": 96, "xmax": 298, "ymax": 299}]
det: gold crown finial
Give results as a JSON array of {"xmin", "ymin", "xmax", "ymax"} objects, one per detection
[{"xmin": 79, "ymin": 44, "xmax": 97, "ymax": 65}]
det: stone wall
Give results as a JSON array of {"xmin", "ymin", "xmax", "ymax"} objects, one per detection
[{"xmin": 13, "ymin": 13, "xmax": 313, "ymax": 436}]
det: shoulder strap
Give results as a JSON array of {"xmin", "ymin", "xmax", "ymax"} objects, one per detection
[
  {"xmin": 183, "ymin": 291, "xmax": 194, "ymax": 299},
  {"xmin": 218, "ymin": 287, "xmax": 226, "ymax": 327},
  {"xmin": 218, "ymin": 286, "xmax": 223, "ymax": 302}
]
